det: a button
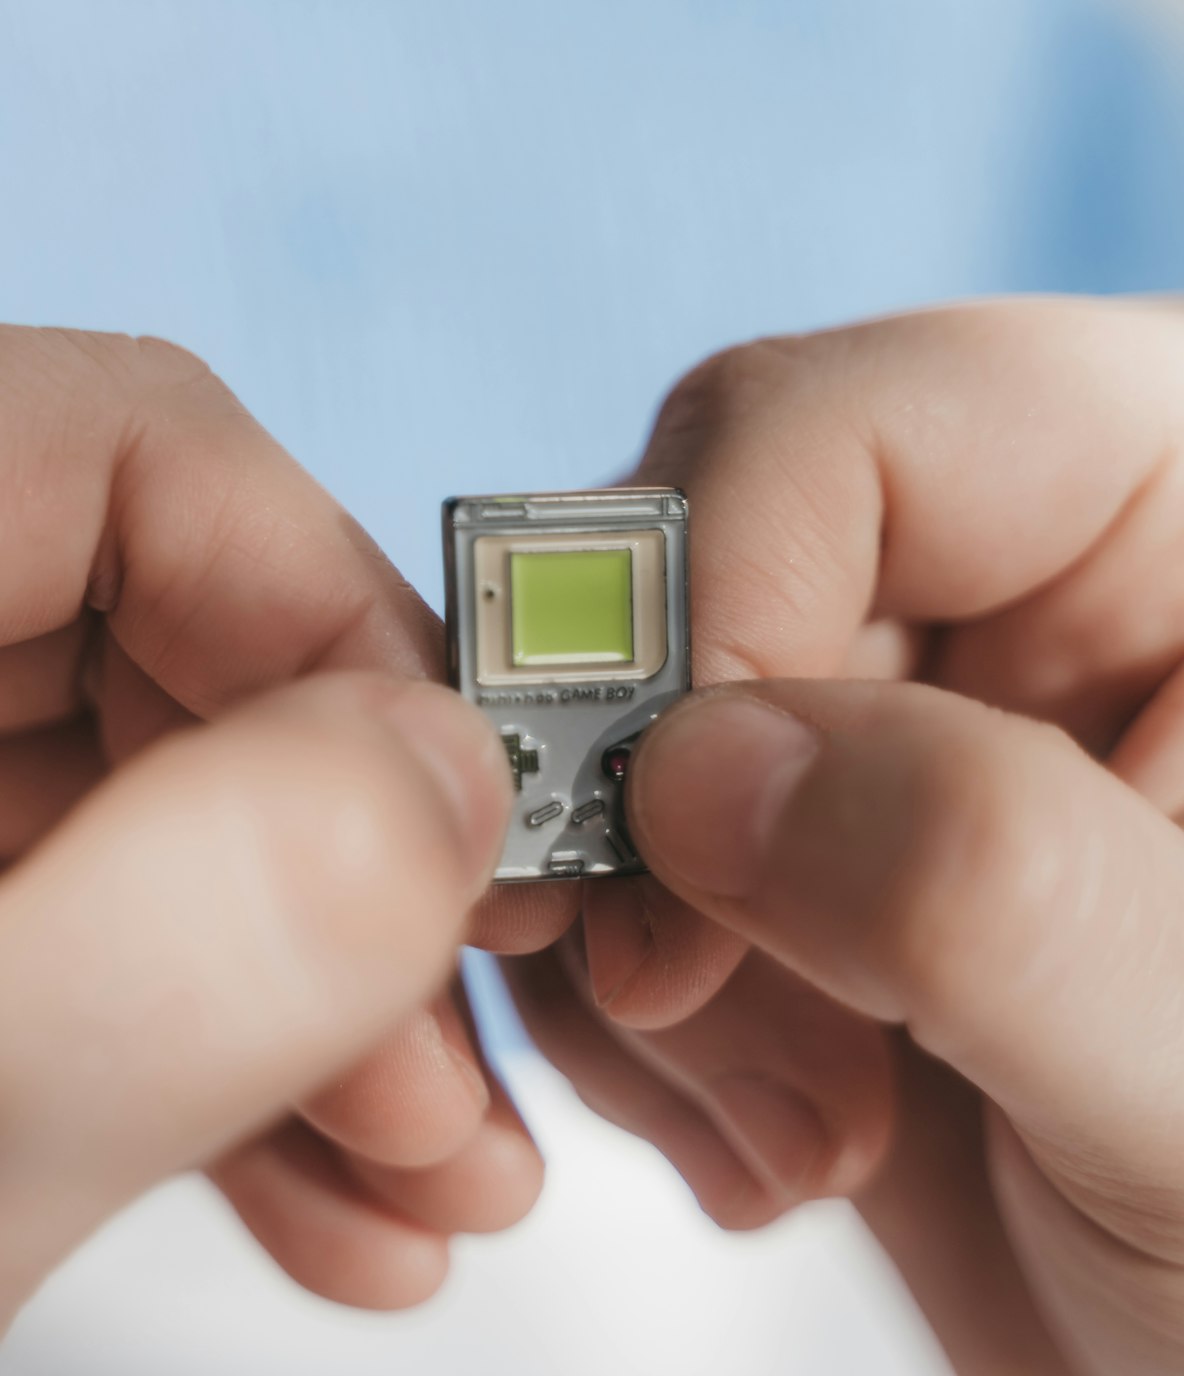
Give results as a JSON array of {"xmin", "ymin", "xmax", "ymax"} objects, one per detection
[
  {"xmin": 548, "ymin": 855, "xmax": 585, "ymax": 878},
  {"xmin": 528, "ymin": 800, "xmax": 565, "ymax": 827},
  {"xmin": 572, "ymin": 798, "xmax": 606, "ymax": 826},
  {"xmin": 502, "ymin": 733, "xmax": 540, "ymax": 792},
  {"xmin": 601, "ymin": 744, "xmax": 632, "ymax": 782}
]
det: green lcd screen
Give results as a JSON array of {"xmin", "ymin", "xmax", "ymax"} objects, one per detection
[{"xmin": 510, "ymin": 549, "xmax": 634, "ymax": 666}]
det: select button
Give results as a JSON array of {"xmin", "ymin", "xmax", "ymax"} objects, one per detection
[{"xmin": 528, "ymin": 799, "xmax": 565, "ymax": 827}]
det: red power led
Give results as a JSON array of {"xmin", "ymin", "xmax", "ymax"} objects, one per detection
[{"xmin": 601, "ymin": 745, "xmax": 632, "ymax": 782}]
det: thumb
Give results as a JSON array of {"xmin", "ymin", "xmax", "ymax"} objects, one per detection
[
  {"xmin": 0, "ymin": 672, "xmax": 509, "ymax": 1315},
  {"xmin": 627, "ymin": 682, "xmax": 1184, "ymax": 1237}
]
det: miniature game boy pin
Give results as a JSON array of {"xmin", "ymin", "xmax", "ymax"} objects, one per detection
[{"xmin": 443, "ymin": 488, "xmax": 690, "ymax": 881}]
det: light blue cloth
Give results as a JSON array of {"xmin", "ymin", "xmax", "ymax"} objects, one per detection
[{"xmin": 1, "ymin": 0, "xmax": 1181, "ymax": 1041}]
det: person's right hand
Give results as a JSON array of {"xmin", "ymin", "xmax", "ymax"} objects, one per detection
[
  {"xmin": 505, "ymin": 300, "xmax": 1184, "ymax": 1375},
  {"xmin": 0, "ymin": 327, "xmax": 541, "ymax": 1327}
]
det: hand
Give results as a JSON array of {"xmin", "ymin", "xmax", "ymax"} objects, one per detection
[
  {"xmin": 506, "ymin": 300, "xmax": 1184, "ymax": 1375},
  {"xmin": 0, "ymin": 327, "xmax": 540, "ymax": 1326}
]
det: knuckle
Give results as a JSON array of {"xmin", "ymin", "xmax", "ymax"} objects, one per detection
[
  {"xmin": 646, "ymin": 339, "xmax": 801, "ymax": 460},
  {"xmin": 126, "ymin": 338, "xmax": 242, "ymax": 427},
  {"xmin": 129, "ymin": 334, "xmax": 215, "ymax": 388}
]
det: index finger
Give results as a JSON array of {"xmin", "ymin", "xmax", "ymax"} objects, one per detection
[
  {"xmin": 635, "ymin": 297, "xmax": 1184, "ymax": 684},
  {"xmin": 0, "ymin": 326, "xmax": 441, "ymax": 717}
]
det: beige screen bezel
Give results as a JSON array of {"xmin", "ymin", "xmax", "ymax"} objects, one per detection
[{"xmin": 472, "ymin": 529, "xmax": 667, "ymax": 685}]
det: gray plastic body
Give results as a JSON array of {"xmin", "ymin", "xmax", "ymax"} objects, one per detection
[{"xmin": 443, "ymin": 488, "xmax": 690, "ymax": 881}]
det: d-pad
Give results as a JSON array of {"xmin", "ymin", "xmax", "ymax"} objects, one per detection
[{"xmin": 501, "ymin": 733, "xmax": 540, "ymax": 792}]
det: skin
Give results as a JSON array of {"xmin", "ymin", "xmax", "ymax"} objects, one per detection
[
  {"xmin": 503, "ymin": 298, "xmax": 1184, "ymax": 1375},
  {"xmin": 0, "ymin": 326, "xmax": 543, "ymax": 1327}
]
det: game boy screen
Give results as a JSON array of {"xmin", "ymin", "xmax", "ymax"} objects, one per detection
[{"xmin": 510, "ymin": 548, "xmax": 634, "ymax": 666}]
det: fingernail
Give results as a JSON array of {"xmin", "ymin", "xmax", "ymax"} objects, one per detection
[
  {"xmin": 583, "ymin": 881, "xmax": 654, "ymax": 1008},
  {"xmin": 376, "ymin": 683, "xmax": 509, "ymax": 882},
  {"xmin": 631, "ymin": 695, "xmax": 819, "ymax": 897},
  {"xmin": 711, "ymin": 1075, "xmax": 827, "ymax": 1198}
]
